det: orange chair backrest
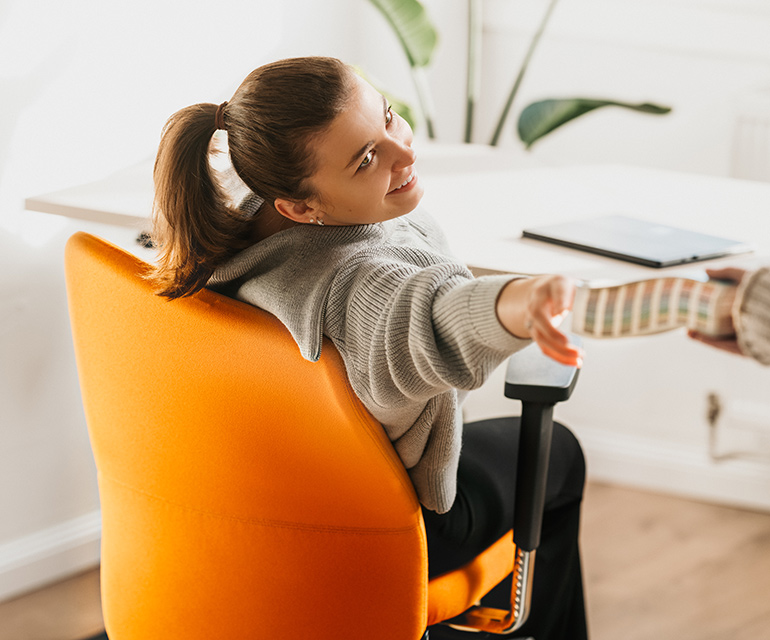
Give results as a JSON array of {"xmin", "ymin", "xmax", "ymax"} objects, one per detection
[{"xmin": 64, "ymin": 232, "xmax": 428, "ymax": 640}]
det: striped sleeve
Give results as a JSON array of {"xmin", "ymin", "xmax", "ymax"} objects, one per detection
[{"xmin": 735, "ymin": 267, "xmax": 770, "ymax": 365}]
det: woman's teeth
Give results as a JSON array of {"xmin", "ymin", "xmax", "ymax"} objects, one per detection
[{"xmin": 392, "ymin": 172, "xmax": 415, "ymax": 192}]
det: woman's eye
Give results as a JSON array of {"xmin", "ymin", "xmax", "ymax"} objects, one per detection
[
  {"xmin": 359, "ymin": 150, "xmax": 375, "ymax": 169},
  {"xmin": 385, "ymin": 106, "xmax": 393, "ymax": 125}
]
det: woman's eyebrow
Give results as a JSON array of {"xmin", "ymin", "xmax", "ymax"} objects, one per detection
[{"xmin": 345, "ymin": 95, "xmax": 390, "ymax": 170}]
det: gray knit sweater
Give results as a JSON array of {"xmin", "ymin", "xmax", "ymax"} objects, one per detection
[
  {"xmin": 208, "ymin": 209, "xmax": 529, "ymax": 513},
  {"xmin": 736, "ymin": 266, "xmax": 770, "ymax": 365}
]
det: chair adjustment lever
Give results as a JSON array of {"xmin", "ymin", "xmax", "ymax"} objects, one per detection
[{"xmin": 445, "ymin": 547, "xmax": 535, "ymax": 635}]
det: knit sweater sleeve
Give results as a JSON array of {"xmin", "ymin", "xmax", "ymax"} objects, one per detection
[
  {"xmin": 735, "ymin": 266, "xmax": 770, "ymax": 365},
  {"xmin": 324, "ymin": 250, "xmax": 530, "ymax": 420}
]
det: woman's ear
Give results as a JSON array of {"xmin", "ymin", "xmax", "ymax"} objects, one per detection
[{"xmin": 273, "ymin": 197, "xmax": 319, "ymax": 224}]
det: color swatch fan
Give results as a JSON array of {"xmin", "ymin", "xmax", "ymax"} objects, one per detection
[{"xmin": 571, "ymin": 277, "xmax": 736, "ymax": 339}]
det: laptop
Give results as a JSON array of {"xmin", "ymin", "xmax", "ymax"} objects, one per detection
[{"xmin": 521, "ymin": 214, "xmax": 753, "ymax": 268}]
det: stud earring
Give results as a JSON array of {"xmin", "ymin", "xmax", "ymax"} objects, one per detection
[{"xmin": 317, "ymin": 218, "xmax": 325, "ymax": 226}]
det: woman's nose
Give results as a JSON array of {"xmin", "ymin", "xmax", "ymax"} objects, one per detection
[{"xmin": 392, "ymin": 140, "xmax": 416, "ymax": 170}]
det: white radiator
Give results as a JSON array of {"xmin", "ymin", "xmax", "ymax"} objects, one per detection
[{"xmin": 731, "ymin": 88, "xmax": 770, "ymax": 182}]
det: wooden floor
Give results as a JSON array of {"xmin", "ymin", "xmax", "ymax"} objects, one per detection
[
  {"xmin": 0, "ymin": 567, "xmax": 103, "ymax": 640},
  {"xmin": 2, "ymin": 481, "xmax": 770, "ymax": 640},
  {"xmin": 581, "ymin": 483, "xmax": 770, "ymax": 640}
]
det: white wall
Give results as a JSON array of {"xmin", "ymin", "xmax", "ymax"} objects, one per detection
[
  {"xmin": 3, "ymin": 0, "xmax": 770, "ymax": 602},
  {"xmin": 359, "ymin": 0, "xmax": 770, "ymax": 178},
  {"xmin": 482, "ymin": 0, "xmax": 770, "ymax": 179},
  {"xmin": 0, "ymin": 0, "xmax": 356, "ymax": 601}
]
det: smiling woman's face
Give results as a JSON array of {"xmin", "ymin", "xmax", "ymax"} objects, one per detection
[{"xmin": 295, "ymin": 73, "xmax": 424, "ymax": 226}]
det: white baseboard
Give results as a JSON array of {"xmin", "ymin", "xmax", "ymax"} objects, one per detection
[
  {"xmin": 576, "ymin": 427, "xmax": 770, "ymax": 512},
  {"xmin": 0, "ymin": 510, "xmax": 101, "ymax": 602}
]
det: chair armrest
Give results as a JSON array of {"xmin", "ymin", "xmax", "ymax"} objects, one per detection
[
  {"xmin": 504, "ymin": 337, "xmax": 581, "ymax": 404},
  {"xmin": 442, "ymin": 339, "xmax": 583, "ymax": 635},
  {"xmin": 505, "ymin": 336, "xmax": 582, "ymax": 552}
]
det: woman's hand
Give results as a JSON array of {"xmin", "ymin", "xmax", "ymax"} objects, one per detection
[
  {"xmin": 687, "ymin": 267, "xmax": 745, "ymax": 356},
  {"xmin": 496, "ymin": 275, "xmax": 584, "ymax": 367}
]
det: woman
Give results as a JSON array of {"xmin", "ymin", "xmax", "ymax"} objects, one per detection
[{"xmin": 150, "ymin": 56, "xmax": 588, "ymax": 639}]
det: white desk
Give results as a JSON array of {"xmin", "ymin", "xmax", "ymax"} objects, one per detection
[
  {"xmin": 27, "ymin": 159, "xmax": 770, "ymax": 510},
  {"xmin": 26, "ymin": 159, "xmax": 770, "ymax": 277},
  {"xmin": 419, "ymin": 162, "xmax": 769, "ymax": 279},
  {"xmin": 25, "ymin": 160, "xmax": 154, "ymax": 229}
]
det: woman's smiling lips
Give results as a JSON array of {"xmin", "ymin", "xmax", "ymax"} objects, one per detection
[{"xmin": 388, "ymin": 170, "xmax": 417, "ymax": 195}]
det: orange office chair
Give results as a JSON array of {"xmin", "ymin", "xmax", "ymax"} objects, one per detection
[{"xmin": 64, "ymin": 231, "xmax": 579, "ymax": 640}]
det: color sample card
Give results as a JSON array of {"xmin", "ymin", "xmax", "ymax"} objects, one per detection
[{"xmin": 571, "ymin": 277, "xmax": 736, "ymax": 339}]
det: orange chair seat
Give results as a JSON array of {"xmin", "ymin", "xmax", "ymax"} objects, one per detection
[
  {"xmin": 65, "ymin": 232, "xmax": 519, "ymax": 640},
  {"xmin": 427, "ymin": 531, "xmax": 514, "ymax": 626}
]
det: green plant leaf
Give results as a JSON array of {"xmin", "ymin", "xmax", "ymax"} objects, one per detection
[
  {"xmin": 489, "ymin": 0, "xmax": 561, "ymax": 146},
  {"xmin": 367, "ymin": 0, "xmax": 438, "ymax": 68},
  {"xmin": 518, "ymin": 98, "xmax": 672, "ymax": 148}
]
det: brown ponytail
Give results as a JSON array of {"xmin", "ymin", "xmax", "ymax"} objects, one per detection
[
  {"xmin": 149, "ymin": 56, "xmax": 353, "ymax": 299},
  {"xmin": 150, "ymin": 103, "xmax": 251, "ymax": 298}
]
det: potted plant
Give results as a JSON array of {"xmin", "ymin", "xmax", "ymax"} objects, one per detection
[{"xmin": 366, "ymin": 0, "xmax": 671, "ymax": 148}]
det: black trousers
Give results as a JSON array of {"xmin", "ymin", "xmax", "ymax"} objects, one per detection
[{"xmin": 422, "ymin": 417, "xmax": 588, "ymax": 640}]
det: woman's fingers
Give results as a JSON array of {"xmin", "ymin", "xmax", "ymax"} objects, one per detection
[
  {"xmin": 530, "ymin": 322, "xmax": 584, "ymax": 367},
  {"xmin": 526, "ymin": 275, "xmax": 583, "ymax": 367},
  {"xmin": 536, "ymin": 339, "xmax": 583, "ymax": 367}
]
